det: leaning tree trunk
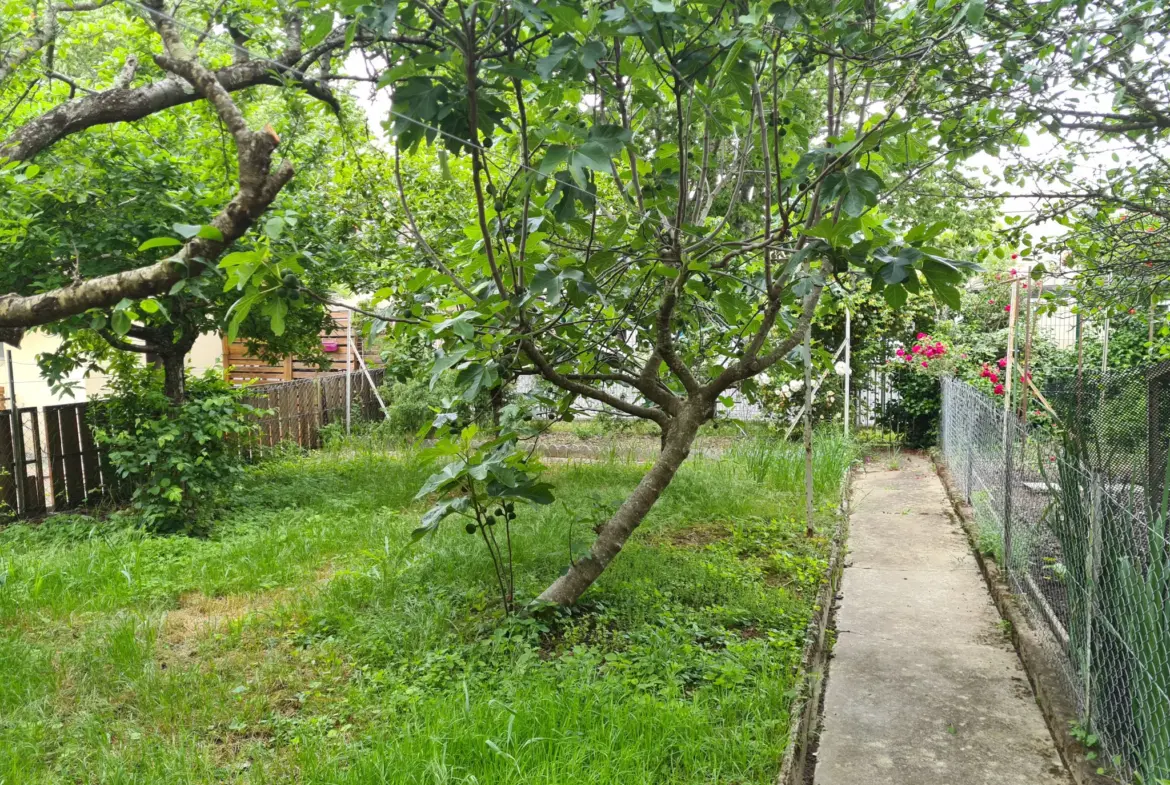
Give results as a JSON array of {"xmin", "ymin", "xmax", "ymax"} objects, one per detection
[{"xmin": 537, "ymin": 405, "xmax": 705, "ymax": 605}]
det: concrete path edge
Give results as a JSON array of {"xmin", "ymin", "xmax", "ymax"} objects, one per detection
[
  {"xmin": 776, "ymin": 464, "xmax": 854, "ymax": 785},
  {"xmin": 930, "ymin": 451, "xmax": 1115, "ymax": 785}
]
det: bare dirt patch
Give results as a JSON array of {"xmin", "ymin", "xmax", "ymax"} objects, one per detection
[
  {"xmin": 161, "ymin": 591, "xmax": 284, "ymax": 654},
  {"xmin": 666, "ymin": 523, "xmax": 731, "ymax": 549}
]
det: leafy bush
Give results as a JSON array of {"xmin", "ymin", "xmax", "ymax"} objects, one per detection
[
  {"xmin": 383, "ymin": 372, "xmax": 487, "ymax": 436},
  {"xmin": 879, "ymin": 366, "xmax": 940, "ymax": 448},
  {"xmin": 91, "ymin": 367, "xmax": 262, "ymax": 532}
]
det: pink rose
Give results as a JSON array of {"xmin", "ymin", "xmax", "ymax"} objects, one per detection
[
  {"xmin": 989, "ymin": 373, "xmax": 999, "ymax": 383},
  {"xmin": 994, "ymin": 383, "xmax": 1005, "ymax": 395},
  {"xmin": 921, "ymin": 361, "xmax": 929, "ymax": 368},
  {"xmin": 997, "ymin": 358, "xmax": 1007, "ymax": 369}
]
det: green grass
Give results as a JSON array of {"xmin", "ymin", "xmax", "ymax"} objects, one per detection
[{"xmin": 0, "ymin": 433, "xmax": 852, "ymax": 784}]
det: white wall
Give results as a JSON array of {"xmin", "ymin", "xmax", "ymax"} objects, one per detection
[
  {"xmin": 7, "ymin": 330, "xmax": 227, "ymax": 408},
  {"xmin": 3, "ymin": 332, "xmax": 89, "ymax": 408}
]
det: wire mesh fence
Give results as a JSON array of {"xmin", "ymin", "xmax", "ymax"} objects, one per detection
[{"xmin": 941, "ymin": 374, "xmax": 1170, "ymax": 783}]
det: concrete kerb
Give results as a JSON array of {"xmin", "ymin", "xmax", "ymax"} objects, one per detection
[
  {"xmin": 929, "ymin": 451, "xmax": 1115, "ymax": 785},
  {"xmin": 776, "ymin": 462, "xmax": 855, "ymax": 785}
]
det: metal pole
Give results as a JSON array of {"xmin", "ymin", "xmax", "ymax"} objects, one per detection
[
  {"xmin": 803, "ymin": 323, "xmax": 815, "ymax": 537},
  {"xmin": 965, "ymin": 385, "xmax": 975, "ymax": 503},
  {"xmin": 844, "ymin": 305, "xmax": 851, "ymax": 439},
  {"xmin": 345, "ymin": 312, "xmax": 353, "ymax": 436},
  {"xmin": 1084, "ymin": 468, "xmax": 1102, "ymax": 721},
  {"xmin": 6, "ymin": 350, "xmax": 25, "ymax": 515},
  {"xmin": 1002, "ymin": 279, "xmax": 1020, "ymax": 443},
  {"xmin": 1003, "ymin": 416, "xmax": 1014, "ymax": 581}
]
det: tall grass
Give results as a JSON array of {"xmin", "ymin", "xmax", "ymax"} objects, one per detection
[{"xmin": 731, "ymin": 429, "xmax": 857, "ymax": 498}]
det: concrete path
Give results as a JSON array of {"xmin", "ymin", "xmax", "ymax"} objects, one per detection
[{"xmin": 814, "ymin": 454, "xmax": 1071, "ymax": 785}]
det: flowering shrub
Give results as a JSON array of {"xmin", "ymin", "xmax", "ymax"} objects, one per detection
[
  {"xmin": 881, "ymin": 332, "xmax": 950, "ymax": 447},
  {"xmin": 892, "ymin": 332, "xmax": 952, "ymax": 375}
]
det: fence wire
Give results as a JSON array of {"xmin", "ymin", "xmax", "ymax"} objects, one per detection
[{"xmin": 941, "ymin": 374, "xmax": 1170, "ymax": 783}]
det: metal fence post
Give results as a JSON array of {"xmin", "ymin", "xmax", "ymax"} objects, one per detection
[
  {"xmin": 1002, "ymin": 417, "xmax": 1014, "ymax": 580},
  {"xmin": 1083, "ymin": 469, "xmax": 1103, "ymax": 723},
  {"xmin": 965, "ymin": 393, "xmax": 975, "ymax": 503}
]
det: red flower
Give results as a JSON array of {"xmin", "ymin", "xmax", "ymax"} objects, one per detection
[
  {"xmin": 989, "ymin": 299, "xmax": 996, "ymax": 305},
  {"xmin": 989, "ymin": 373, "xmax": 999, "ymax": 383},
  {"xmin": 917, "ymin": 332, "xmax": 927, "ymax": 339},
  {"xmin": 1129, "ymin": 308, "xmax": 1137, "ymax": 314},
  {"xmin": 1010, "ymin": 268, "xmax": 1018, "ymax": 276},
  {"xmin": 994, "ymin": 383, "xmax": 1005, "ymax": 395},
  {"xmin": 921, "ymin": 361, "xmax": 929, "ymax": 368},
  {"xmin": 1011, "ymin": 253, "xmax": 1018, "ymax": 260},
  {"xmin": 1004, "ymin": 304, "xmax": 1012, "ymax": 312},
  {"xmin": 997, "ymin": 358, "xmax": 1007, "ymax": 369},
  {"xmin": 895, "ymin": 348, "xmax": 906, "ymax": 357},
  {"xmin": 912, "ymin": 344, "xmax": 922, "ymax": 353}
]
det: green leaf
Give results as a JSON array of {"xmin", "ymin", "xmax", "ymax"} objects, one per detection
[
  {"xmin": 173, "ymin": 223, "xmax": 203, "ymax": 239},
  {"xmin": 139, "ymin": 299, "xmax": 160, "ymax": 314},
  {"xmin": 197, "ymin": 225, "xmax": 224, "ymax": 241},
  {"xmin": 264, "ymin": 216, "xmax": 286, "ymax": 240},
  {"xmin": 928, "ymin": 280, "xmax": 962, "ymax": 310},
  {"xmin": 431, "ymin": 349, "xmax": 469, "ymax": 389},
  {"xmin": 836, "ymin": 169, "xmax": 883, "ymax": 217},
  {"xmin": 884, "ymin": 283, "xmax": 908, "ymax": 309},
  {"xmin": 139, "ymin": 237, "xmax": 183, "ymax": 251},
  {"xmin": 966, "ymin": 0, "xmax": 985, "ymax": 25},
  {"xmin": 304, "ymin": 11, "xmax": 334, "ymax": 48},
  {"xmin": 111, "ymin": 310, "xmax": 131, "ymax": 335},
  {"xmin": 538, "ymin": 145, "xmax": 571, "ymax": 175},
  {"xmin": 536, "ymin": 37, "xmax": 575, "ymax": 79}
]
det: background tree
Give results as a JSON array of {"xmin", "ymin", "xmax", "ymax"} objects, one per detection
[{"xmin": 0, "ymin": 0, "xmax": 414, "ymax": 338}]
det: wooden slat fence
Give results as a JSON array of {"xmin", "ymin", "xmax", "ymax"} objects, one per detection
[{"xmin": 0, "ymin": 368, "xmax": 386, "ymax": 520}]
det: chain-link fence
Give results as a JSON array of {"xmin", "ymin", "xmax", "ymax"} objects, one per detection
[{"xmin": 941, "ymin": 373, "xmax": 1170, "ymax": 783}]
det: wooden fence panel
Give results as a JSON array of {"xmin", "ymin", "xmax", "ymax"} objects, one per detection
[
  {"xmin": 77, "ymin": 405, "xmax": 103, "ymax": 502},
  {"xmin": 4, "ymin": 369, "xmax": 386, "ymax": 519},
  {"xmin": 56, "ymin": 405, "xmax": 85, "ymax": 509},
  {"xmin": 43, "ymin": 406, "xmax": 65, "ymax": 509},
  {"xmin": 20, "ymin": 408, "xmax": 45, "ymax": 514},
  {"xmin": 0, "ymin": 413, "xmax": 16, "ymax": 514}
]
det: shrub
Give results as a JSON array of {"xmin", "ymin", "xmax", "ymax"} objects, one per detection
[
  {"xmin": 383, "ymin": 372, "xmax": 487, "ymax": 436},
  {"xmin": 91, "ymin": 367, "xmax": 262, "ymax": 532},
  {"xmin": 879, "ymin": 366, "xmax": 940, "ymax": 448}
]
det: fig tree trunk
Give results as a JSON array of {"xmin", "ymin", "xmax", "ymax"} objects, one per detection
[{"xmin": 536, "ymin": 403, "xmax": 706, "ymax": 606}]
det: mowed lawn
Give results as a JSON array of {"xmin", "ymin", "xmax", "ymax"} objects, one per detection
[{"xmin": 0, "ymin": 434, "xmax": 852, "ymax": 784}]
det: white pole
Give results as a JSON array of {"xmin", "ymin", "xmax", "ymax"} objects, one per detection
[
  {"xmin": 345, "ymin": 312, "xmax": 353, "ymax": 436},
  {"xmin": 783, "ymin": 338, "xmax": 847, "ymax": 441},
  {"xmin": 844, "ymin": 305, "xmax": 851, "ymax": 439},
  {"xmin": 352, "ymin": 332, "xmax": 390, "ymax": 419}
]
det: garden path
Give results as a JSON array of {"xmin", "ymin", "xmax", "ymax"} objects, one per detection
[{"xmin": 813, "ymin": 453, "xmax": 1072, "ymax": 784}]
